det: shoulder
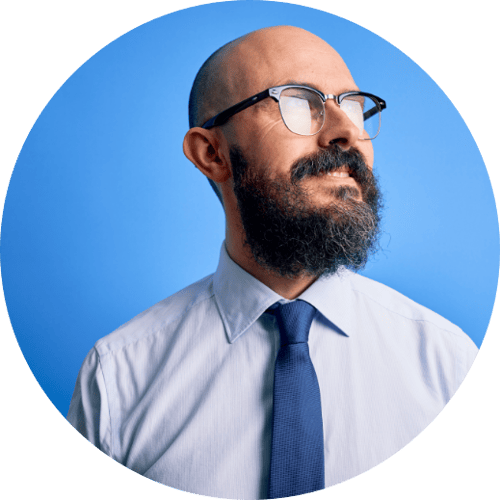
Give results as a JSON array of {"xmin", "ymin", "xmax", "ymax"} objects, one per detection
[
  {"xmin": 348, "ymin": 272, "xmax": 463, "ymax": 335},
  {"xmin": 346, "ymin": 271, "xmax": 478, "ymax": 392},
  {"xmin": 94, "ymin": 273, "xmax": 216, "ymax": 357},
  {"xmin": 347, "ymin": 271, "xmax": 478, "ymax": 359}
]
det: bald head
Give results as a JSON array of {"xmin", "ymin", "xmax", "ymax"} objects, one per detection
[{"xmin": 189, "ymin": 26, "xmax": 352, "ymax": 129}]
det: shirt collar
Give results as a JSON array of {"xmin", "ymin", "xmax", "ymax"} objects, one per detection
[
  {"xmin": 299, "ymin": 269, "xmax": 354, "ymax": 338},
  {"xmin": 213, "ymin": 242, "xmax": 354, "ymax": 343},
  {"xmin": 213, "ymin": 243, "xmax": 283, "ymax": 343}
]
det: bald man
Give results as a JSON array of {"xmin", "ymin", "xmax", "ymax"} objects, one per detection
[{"xmin": 68, "ymin": 26, "xmax": 478, "ymax": 499}]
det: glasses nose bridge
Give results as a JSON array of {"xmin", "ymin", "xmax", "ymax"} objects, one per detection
[
  {"xmin": 323, "ymin": 93, "xmax": 340, "ymax": 108},
  {"xmin": 321, "ymin": 94, "xmax": 345, "ymax": 126}
]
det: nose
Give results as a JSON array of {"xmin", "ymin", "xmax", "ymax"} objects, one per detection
[{"xmin": 317, "ymin": 99, "xmax": 360, "ymax": 150}]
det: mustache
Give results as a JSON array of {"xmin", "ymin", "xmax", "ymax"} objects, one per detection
[{"xmin": 290, "ymin": 145, "xmax": 370, "ymax": 183}]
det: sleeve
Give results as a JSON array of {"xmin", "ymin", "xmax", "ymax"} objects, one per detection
[{"xmin": 67, "ymin": 347, "xmax": 112, "ymax": 456}]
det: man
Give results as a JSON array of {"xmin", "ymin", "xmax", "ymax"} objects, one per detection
[{"xmin": 68, "ymin": 26, "xmax": 478, "ymax": 499}]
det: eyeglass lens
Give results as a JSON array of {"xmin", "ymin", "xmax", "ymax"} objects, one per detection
[{"xmin": 278, "ymin": 88, "xmax": 381, "ymax": 139}]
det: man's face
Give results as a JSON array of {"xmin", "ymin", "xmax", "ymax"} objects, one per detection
[
  {"xmin": 219, "ymin": 27, "xmax": 375, "ymax": 205},
  {"xmin": 216, "ymin": 28, "xmax": 382, "ymax": 278}
]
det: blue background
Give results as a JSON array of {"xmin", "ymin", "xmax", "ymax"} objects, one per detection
[{"xmin": 1, "ymin": 1, "xmax": 498, "ymax": 415}]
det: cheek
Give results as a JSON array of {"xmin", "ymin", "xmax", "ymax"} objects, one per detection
[
  {"xmin": 239, "ymin": 128, "xmax": 311, "ymax": 175},
  {"xmin": 360, "ymin": 141, "xmax": 374, "ymax": 170}
]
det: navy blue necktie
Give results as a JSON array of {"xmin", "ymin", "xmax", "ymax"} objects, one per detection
[{"xmin": 268, "ymin": 300, "xmax": 325, "ymax": 499}]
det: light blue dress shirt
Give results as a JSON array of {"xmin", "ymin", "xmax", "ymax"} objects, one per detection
[{"xmin": 68, "ymin": 243, "xmax": 478, "ymax": 499}]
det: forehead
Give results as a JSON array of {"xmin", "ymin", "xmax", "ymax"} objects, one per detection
[{"xmin": 221, "ymin": 28, "xmax": 357, "ymax": 100}]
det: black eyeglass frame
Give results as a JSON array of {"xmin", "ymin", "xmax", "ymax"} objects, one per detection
[{"xmin": 201, "ymin": 84, "xmax": 387, "ymax": 138}]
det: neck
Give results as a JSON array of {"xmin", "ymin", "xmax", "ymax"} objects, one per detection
[{"xmin": 225, "ymin": 233, "xmax": 318, "ymax": 300}]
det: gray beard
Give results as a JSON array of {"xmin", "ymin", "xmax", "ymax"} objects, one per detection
[{"xmin": 230, "ymin": 145, "xmax": 383, "ymax": 279}]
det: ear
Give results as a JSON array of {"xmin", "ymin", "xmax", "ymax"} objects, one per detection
[{"xmin": 183, "ymin": 127, "xmax": 231, "ymax": 183}]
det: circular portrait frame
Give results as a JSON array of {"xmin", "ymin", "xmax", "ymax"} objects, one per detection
[{"xmin": 2, "ymin": 2, "xmax": 498, "ymax": 498}]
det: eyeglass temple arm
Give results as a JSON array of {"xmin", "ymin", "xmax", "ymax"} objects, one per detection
[
  {"xmin": 363, "ymin": 99, "xmax": 386, "ymax": 121},
  {"xmin": 201, "ymin": 89, "xmax": 272, "ymax": 129}
]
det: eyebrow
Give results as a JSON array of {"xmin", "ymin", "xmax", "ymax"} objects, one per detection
[{"xmin": 274, "ymin": 79, "xmax": 360, "ymax": 94}]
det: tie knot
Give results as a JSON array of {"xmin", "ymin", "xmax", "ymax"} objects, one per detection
[{"xmin": 273, "ymin": 300, "xmax": 317, "ymax": 346}]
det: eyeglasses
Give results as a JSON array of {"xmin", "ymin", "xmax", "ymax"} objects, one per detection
[{"xmin": 201, "ymin": 85, "xmax": 387, "ymax": 140}]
